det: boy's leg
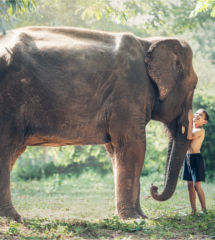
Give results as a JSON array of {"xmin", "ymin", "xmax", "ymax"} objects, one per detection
[
  {"xmin": 187, "ymin": 181, "xmax": 197, "ymax": 213},
  {"xmin": 194, "ymin": 182, "xmax": 206, "ymax": 210}
]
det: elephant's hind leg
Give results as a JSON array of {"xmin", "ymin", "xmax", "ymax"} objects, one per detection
[
  {"xmin": 0, "ymin": 143, "xmax": 24, "ymax": 223},
  {"xmin": 105, "ymin": 142, "xmax": 117, "ymax": 215}
]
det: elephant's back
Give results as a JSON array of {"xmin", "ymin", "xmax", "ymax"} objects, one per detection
[{"xmin": 1, "ymin": 26, "xmax": 118, "ymax": 55}]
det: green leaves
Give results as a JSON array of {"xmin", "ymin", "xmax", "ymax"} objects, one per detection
[
  {"xmin": 6, "ymin": 0, "xmax": 36, "ymax": 16},
  {"xmin": 0, "ymin": 0, "xmax": 36, "ymax": 34},
  {"xmin": 12, "ymin": 145, "xmax": 112, "ymax": 180},
  {"xmin": 101, "ymin": 217, "xmax": 146, "ymax": 232},
  {"xmin": 191, "ymin": 0, "xmax": 215, "ymax": 18},
  {"xmin": 134, "ymin": 220, "xmax": 146, "ymax": 231},
  {"xmin": 75, "ymin": 0, "xmax": 130, "ymax": 24},
  {"xmin": 4, "ymin": 221, "xmax": 21, "ymax": 235}
]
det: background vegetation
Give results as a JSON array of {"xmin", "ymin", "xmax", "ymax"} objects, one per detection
[{"xmin": 1, "ymin": 0, "xmax": 214, "ymax": 181}]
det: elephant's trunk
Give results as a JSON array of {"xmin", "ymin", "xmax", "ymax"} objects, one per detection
[
  {"xmin": 150, "ymin": 123, "xmax": 189, "ymax": 201},
  {"xmin": 164, "ymin": 135, "xmax": 173, "ymax": 185}
]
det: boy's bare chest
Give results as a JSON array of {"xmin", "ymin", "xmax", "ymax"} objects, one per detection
[{"xmin": 189, "ymin": 135, "xmax": 204, "ymax": 153}]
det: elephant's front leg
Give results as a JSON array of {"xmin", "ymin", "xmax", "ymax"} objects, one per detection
[
  {"xmin": 135, "ymin": 184, "xmax": 148, "ymax": 218},
  {"xmin": 105, "ymin": 142, "xmax": 147, "ymax": 219},
  {"xmin": 113, "ymin": 136, "xmax": 146, "ymax": 219}
]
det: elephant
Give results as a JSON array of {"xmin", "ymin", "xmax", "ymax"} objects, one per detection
[{"xmin": 0, "ymin": 26, "xmax": 197, "ymax": 223}]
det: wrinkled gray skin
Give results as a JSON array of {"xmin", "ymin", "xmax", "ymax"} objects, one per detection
[{"xmin": 0, "ymin": 27, "xmax": 197, "ymax": 222}]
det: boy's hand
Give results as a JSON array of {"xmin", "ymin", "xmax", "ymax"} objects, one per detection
[{"xmin": 188, "ymin": 109, "xmax": 193, "ymax": 122}]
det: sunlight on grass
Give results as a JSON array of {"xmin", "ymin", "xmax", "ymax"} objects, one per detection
[
  {"xmin": 0, "ymin": 172, "xmax": 214, "ymax": 239},
  {"xmin": 11, "ymin": 173, "xmax": 115, "ymax": 221}
]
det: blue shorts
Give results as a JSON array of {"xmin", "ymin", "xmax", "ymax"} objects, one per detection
[{"xmin": 182, "ymin": 153, "xmax": 205, "ymax": 182}]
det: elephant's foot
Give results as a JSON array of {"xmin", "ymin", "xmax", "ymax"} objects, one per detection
[
  {"xmin": 118, "ymin": 208, "xmax": 141, "ymax": 220},
  {"xmin": 135, "ymin": 206, "xmax": 148, "ymax": 219},
  {"xmin": 135, "ymin": 201, "xmax": 148, "ymax": 219},
  {"xmin": 0, "ymin": 205, "xmax": 22, "ymax": 223}
]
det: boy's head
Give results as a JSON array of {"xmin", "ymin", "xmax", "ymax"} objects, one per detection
[{"xmin": 193, "ymin": 109, "xmax": 209, "ymax": 127}]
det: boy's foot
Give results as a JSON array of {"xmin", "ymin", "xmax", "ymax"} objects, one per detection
[
  {"xmin": 187, "ymin": 210, "xmax": 196, "ymax": 215},
  {"xmin": 201, "ymin": 208, "xmax": 207, "ymax": 214}
]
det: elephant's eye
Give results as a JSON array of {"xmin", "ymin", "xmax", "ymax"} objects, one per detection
[{"xmin": 193, "ymin": 86, "xmax": 196, "ymax": 89}]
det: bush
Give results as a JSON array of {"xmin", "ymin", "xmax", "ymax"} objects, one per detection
[
  {"xmin": 11, "ymin": 145, "xmax": 112, "ymax": 180},
  {"xmin": 13, "ymin": 157, "xmax": 57, "ymax": 180}
]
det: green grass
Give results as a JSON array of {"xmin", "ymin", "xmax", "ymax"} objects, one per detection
[{"xmin": 0, "ymin": 172, "xmax": 215, "ymax": 239}]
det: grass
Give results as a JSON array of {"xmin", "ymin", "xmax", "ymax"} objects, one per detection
[{"xmin": 0, "ymin": 172, "xmax": 215, "ymax": 239}]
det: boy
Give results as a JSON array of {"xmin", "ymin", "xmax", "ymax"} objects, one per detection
[{"xmin": 182, "ymin": 108, "xmax": 209, "ymax": 214}]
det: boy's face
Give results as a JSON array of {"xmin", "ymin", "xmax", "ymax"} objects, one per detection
[{"xmin": 193, "ymin": 109, "xmax": 207, "ymax": 127}]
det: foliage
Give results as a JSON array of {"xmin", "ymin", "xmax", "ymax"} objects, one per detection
[
  {"xmin": 12, "ymin": 145, "xmax": 111, "ymax": 180},
  {"xmin": 2, "ymin": 173, "xmax": 215, "ymax": 239},
  {"xmin": 0, "ymin": 0, "xmax": 36, "ymax": 34},
  {"xmin": 101, "ymin": 217, "xmax": 146, "ymax": 232},
  {"xmin": 75, "ymin": 0, "xmax": 215, "ymax": 35},
  {"xmin": 5, "ymin": 0, "xmax": 36, "ymax": 16},
  {"xmin": 76, "ymin": 0, "xmax": 129, "ymax": 24},
  {"xmin": 143, "ymin": 122, "xmax": 168, "ymax": 176},
  {"xmin": 191, "ymin": 0, "xmax": 215, "ymax": 17}
]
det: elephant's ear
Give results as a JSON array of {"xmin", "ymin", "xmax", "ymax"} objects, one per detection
[{"xmin": 145, "ymin": 39, "xmax": 183, "ymax": 101}]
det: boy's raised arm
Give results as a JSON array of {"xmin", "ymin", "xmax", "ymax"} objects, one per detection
[
  {"xmin": 187, "ymin": 109, "xmax": 193, "ymax": 140},
  {"xmin": 187, "ymin": 109, "xmax": 205, "ymax": 140}
]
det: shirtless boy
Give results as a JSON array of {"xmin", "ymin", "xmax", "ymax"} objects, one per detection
[{"xmin": 182, "ymin": 109, "xmax": 209, "ymax": 214}]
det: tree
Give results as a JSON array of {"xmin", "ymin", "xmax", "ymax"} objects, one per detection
[
  {"xmin": 191, "ymin": 0, "xmax": 215, "ymax": 18},
  {"xmin": 76, "ymin": 0, "xmax": 214, "ymax": 34},
  {"xmin": 0, "ymin": 0, "xmax": 36, "ymax": 34}
]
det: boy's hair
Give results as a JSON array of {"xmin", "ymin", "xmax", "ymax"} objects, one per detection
[{"xmin": 200, "ymin": 109, "xmax": 209, "ymax": 122}]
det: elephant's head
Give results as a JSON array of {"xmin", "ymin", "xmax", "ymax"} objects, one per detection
[{"xmin": 144, "ymin": 37, "xmax": 197, "ymax": 201}]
